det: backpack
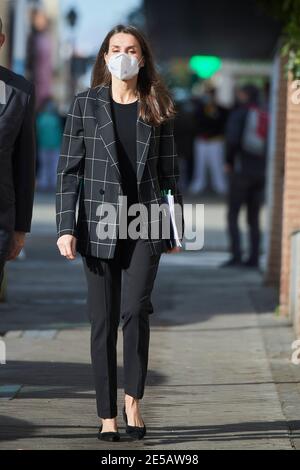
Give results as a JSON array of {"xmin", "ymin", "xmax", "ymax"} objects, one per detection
[{"xmin": 240, "ymin": 105, "xmax": 269, "ymax": 157}]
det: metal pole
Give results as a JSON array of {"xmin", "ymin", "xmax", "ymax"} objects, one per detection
[{"xmin": 289, "ymin": 230, "xmax": 300, "ymax": 336}]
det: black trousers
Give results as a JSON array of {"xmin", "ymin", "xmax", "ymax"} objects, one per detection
[
  {"xmin": 227, "ymin": 172, "xmax": 265, "ymax": 262},
  {"xmin": 81, "ymin": 236, "xmax": 161, "ymax": 419},
  {"xmin": 0, "ymin": 230, "xmax": 13, "ymax": 288}
]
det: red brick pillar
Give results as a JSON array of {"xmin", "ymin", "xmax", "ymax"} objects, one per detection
[
  {"xmin": 279, "ymin": 75, "xmax": 300, "ymax": 315},
  {"xmin": 264, "ymin": 54, "xmax": 288, "ymax": 287}
]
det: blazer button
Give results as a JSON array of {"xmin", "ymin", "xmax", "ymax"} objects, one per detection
[{"xmin": 99, "ymin": 189, "xmax": 105, "ymax": 195}]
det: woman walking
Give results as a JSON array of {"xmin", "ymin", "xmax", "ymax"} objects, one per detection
[{"xmin": 56, "ymin": 24, "xmax": 184, "ymax": 442}]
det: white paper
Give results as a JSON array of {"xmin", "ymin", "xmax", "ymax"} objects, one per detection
[{"xmin": 165, "ymin": 194, "xmax": 182, "ymax": 248}]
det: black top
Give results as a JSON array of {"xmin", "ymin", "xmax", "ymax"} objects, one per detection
[
  {"xmin": 194, "ymin": 101, "xmax": 228, "ymax": 139},
  {"xmin": 110, "ymin": 97, "xmax": 139, "ymax": 213}
]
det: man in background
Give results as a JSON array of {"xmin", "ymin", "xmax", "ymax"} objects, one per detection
[
  {"xmin": 0, "ymin": 17, "xmax": 36, "ymax": 289},
  {"xmin": 221, "ymin": 84, "xmax": 269, "ymax": 269}
]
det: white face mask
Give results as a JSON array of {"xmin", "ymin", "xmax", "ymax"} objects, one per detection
[{"xmin": 107, "ymin": 52, "xmax": 143, "ymax": 80}]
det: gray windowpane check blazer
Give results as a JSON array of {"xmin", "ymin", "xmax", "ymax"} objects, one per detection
[{"xmin": 56, "ymin": 84, "xmax": 184, "ymax": 259}]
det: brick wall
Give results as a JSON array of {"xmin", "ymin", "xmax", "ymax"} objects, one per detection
[
  {"xmin": 264, "ymin": 54, "xmax": 288, "ymax": 287},
  {"xmin": 279, "ymin": 75, "xmax": 300, "ymax": 316}
]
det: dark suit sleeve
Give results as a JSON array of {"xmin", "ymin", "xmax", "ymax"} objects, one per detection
[
  {"xmin": 12, "ymin": 83, "xmax": 36, "ymax": 232},
  {"xmin": 158, "ymin": 117, "xmax": 185, "ymax": 240},
  {"xmin": 56, "ymin": 96, "xmax": 85, "ymax": 239},
  {"xmin": 225, "ymin": 107, "xmax": 248, "ymax": 168}
]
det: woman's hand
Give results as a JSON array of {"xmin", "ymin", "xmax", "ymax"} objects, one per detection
[
  {"xmin": 57, "ymin": 234, "xmax": 77, "ymax": 260},
  {"xmin": 224, "ymin": 163, "xmax": 233, "ymax": 174},
  {"xmin": 166, "ymin": 246, "xmax": 181, "ymax": 254},
  {"xmin": 6, "ymin": 231, "xmax": 26, "ymax": 261}
]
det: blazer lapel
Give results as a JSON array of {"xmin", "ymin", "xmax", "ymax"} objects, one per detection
[
  {"xmin": 95, "ymin": 84, "xmax": 152, "ymax": 186},
  {"xmin": 136, "ymin": 106, "xmax": 152, "ymax": 186},
  {"xmin": 95, "ymin": 85, "xmax": 121, "ymax": 182}
]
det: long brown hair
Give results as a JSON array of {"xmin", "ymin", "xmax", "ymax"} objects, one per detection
[{"xmin": 91, "ymin": 24, "xmax": 176, "ymax": 126}]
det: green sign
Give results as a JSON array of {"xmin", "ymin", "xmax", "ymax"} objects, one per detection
[{"xmin": 189, "ymin": 55, "xmax": 222, "ymax": 79}]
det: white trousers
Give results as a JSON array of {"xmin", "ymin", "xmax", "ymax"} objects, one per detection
[{"xmin": 190, "ymin": 138, "xmax": 227, "ymax": 194}]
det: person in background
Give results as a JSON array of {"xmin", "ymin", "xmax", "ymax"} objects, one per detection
[
  {"xmin": 173, "ymin": 96, "xmax": 197, "ymax": 193},
  {"xmin": 36, "ymin": 97, "xmax": 63, "ymax": 191},
  {"xmin": 188, "ymin": 84, "xmax": 228, "ymax": 195},
  {"xmin": 0, "ymin": 17, "xmax": 36, "ymax": 288},
  {"xmin": 221, "ymin": 84, "xmax": 269, "ymax": 268}
]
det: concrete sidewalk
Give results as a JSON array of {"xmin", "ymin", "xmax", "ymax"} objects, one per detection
[{"xmin": 0, "ymin": 192, "xmax": 300, "ymax": 450}]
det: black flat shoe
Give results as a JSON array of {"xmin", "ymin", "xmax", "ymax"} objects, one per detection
[
  {"xmin": 98, "ymin": 424, "xmax": 120, "ymax": 442},
  {"xmin": 220, "ymin": 257, "xmax": 243, "ymax": 268},
  {"xmin": 241, "ymin": 259, "xmax": 259, "ymax": 268},
  {"xmin": 122, "ymin": 405, "xmax": 146, "ymax": 440}
]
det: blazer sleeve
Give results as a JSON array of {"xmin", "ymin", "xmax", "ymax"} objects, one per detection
[
  {"xmin": 158, "ymin": 117, "xmax": 185, "ymax": 240},
  {"xmin": 12, "ymin": 83, "xmax": 36, "ymax": 233},
  {"xmin": 56, "ymin": 95, "xmax": 85, "ymax": 239}
]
